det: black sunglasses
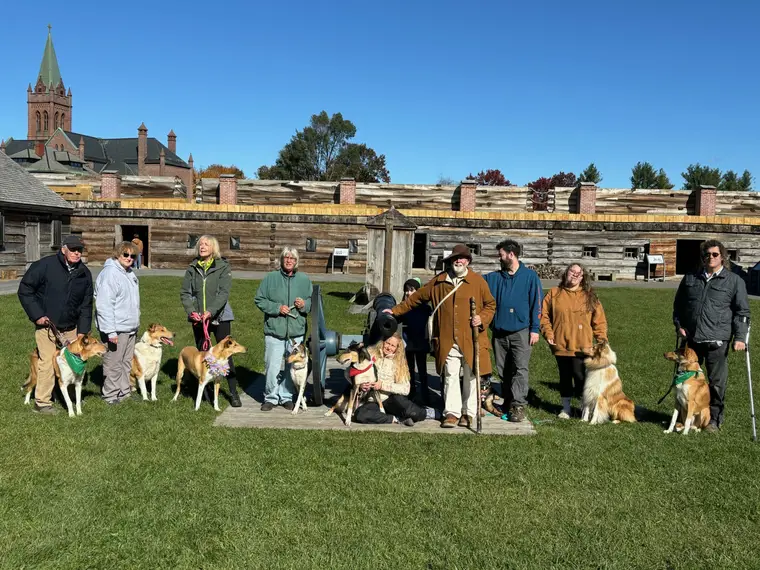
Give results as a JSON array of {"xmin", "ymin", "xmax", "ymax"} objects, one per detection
[
  {"xmin": 703, "ymin": 252, "xmax": 721, "ymax": 259},
  {"xmin": 122, "ymin": 252, "xmax": 137, "ymax": 259},
  {"xmin": 68, "ymin": 247, "xmax": 83, "ymax": 253}
]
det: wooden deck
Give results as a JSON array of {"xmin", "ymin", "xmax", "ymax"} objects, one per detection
[{"xmin": 214, "ymin": 361, "xmax": 535, "ymax": 436}]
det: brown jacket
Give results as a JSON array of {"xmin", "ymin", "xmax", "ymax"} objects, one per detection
[
  {"xmin": 392, "ymin": 270, "xmax": 496, "ymax": 375},
  {"xmin": 539, "ymin": 286, "xmax": 607, "ymax": 357},
  {"xmin": 132, "ymin": 238, "xmax": 144, "ymax": 254}
]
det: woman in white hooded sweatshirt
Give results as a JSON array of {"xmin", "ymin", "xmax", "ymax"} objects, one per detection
[{"xmin": 95, "ymin": 241, "xmax": 141, "ymax": 404}]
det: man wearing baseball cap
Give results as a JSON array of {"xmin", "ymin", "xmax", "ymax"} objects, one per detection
[{"xmin": 18, "ymin": 235, "xmax": 94, "ymax": 414}]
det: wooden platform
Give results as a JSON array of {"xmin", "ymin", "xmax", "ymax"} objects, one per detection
[{"xmin": 214, "ymin": 361, "xmax": 535, "ymax": 436}]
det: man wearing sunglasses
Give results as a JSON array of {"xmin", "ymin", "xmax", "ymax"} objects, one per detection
[
  {"xmin": 673, "ymin": 239, "xmax": 750, "ymax": 432},
  {"xmin": 18, "ymin": 235, "xmax": 94, "ymax": 415}
]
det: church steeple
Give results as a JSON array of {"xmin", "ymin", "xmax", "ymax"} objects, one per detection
[{"xmin": 38, "ymin": 25, "xmax": 63, "ymax": 90}]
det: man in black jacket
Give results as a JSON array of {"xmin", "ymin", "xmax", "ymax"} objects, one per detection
[
  {"xmin": 673, "ymin": 239, "xmax": 751, "ymax": 432},
  {"xmin": 18, "ymin": 235, "xmax": 94, "ymax": 414}
]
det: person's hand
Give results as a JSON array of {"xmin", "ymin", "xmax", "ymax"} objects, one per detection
[
  {"xmin": 201, "ymin": 311, "xmax": 212, "ymax": 321},
  {"xmin": 471, "ymin": 315, "xmax": 482, "ymax": 328},
  {"xmin": 190, "ymin": 312, "xmax": 202, "ymax": 322},
  {"xmin": 360, "ymin": 383, "xmax": 372, "ymax": 392},
  {"xmin": 109, "ymin": 336, "xmax": 118, "ymax": 345},
  {"xmin": 529, "ymin": 332, "xmax": 540, "ymax": 346},
  {"xmin": 382, "ymin": 309, "xmax": 393, "ymax": 315},
  {"xmin": 734, "ymin": 341, "xmax": 746, "ymax": 352},
  {"xmin": 372, "ymin": 382, "xmax": 382, "ymax": 390},
  {"xmin": 35, "ymin": 316, "xmax": 50, "ymax": 326},
  {"xmin": 546, "ymin": 338, "xmax": 556, "ymax": 346},
  {"xmin": 678, "ymin": 327, "xmax": 687, "ymax": 338},
  {"xmin": 279, "ymin": 305, "xmax": 291, "ymax": 316},
  {"xmin": 294, "ymin": 297, "xmax": 305, "ymax": 310},
  {"xmin": 76, "ymin": 333, "xmax": 84, "ymax": 340}
]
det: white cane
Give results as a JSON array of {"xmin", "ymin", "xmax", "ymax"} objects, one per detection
[{"xmin": 744, "ymin": 317, "xmax": 757, "ymax": 442}]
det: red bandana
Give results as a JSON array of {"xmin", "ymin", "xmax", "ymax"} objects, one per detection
[{"xmin": 349, "ymin": 357, "xmax": 375, "ymax": 378}]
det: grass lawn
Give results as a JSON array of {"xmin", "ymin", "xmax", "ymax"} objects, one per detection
[{"xmin": 1, "ymin": 277, "xmax": 760, "ymax": 569}]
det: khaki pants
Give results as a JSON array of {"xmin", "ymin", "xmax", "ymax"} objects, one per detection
[
  {"xmin": 34, "ymin": 327, "xmax": 78, "ymax": 407},
  {"xmin": 443, "ymin": 344, "xmax": 478, "ymax": 419}
]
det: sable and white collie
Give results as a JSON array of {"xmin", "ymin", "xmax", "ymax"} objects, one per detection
[
  {"xmin": 130, "ymin": 323, "xmax": 175, "ymax": 401},
  {"xmin": 173, "ymin": 336, "xmax": 246, "ymax": 411},
  {"xmin": 286, "ymin": 342, "xmax": 310, "ymax": 415},
  {"xmin": 23, "ymin": 333, "xmax": 107, "ymax": 417},
  {"xmin": 581, "ymin": 341, "xmax": 636, "ymax": 425},
  {"xmin": 662, "ymin": 346, "xmax": 711, "ymax": 435},
  {"xmin": 324, "ymin": 341, "xmax": 382, "ymax": 427}
]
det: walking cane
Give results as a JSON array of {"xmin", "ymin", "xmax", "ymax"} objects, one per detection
[
  {"xmin": 470, "ymin": 298, "xmax": 482, "ymax": 434},
  {"xmin": 743, "ymin": 317, "xmax": 757, "ymax": 442}
]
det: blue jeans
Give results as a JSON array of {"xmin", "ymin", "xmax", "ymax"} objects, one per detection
[
  {"xmin": 134, "ymin": 253, "xmax": 142, "ymax": 269},
  {"xmin": 264, "ymin": 335, "xmax": 304, "ymax": 405}
]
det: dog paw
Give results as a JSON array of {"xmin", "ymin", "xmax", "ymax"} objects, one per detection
[
  {"xmin": 151, "ymin": 397, "xmax": 158, "ymax": 402},
  {"xmin": 290, "ymin": 410, "xmax": 298, "ymax": 416},
  {"xmin": 663, "ymin": 429, "xmax": 671, "ymax": 434}
]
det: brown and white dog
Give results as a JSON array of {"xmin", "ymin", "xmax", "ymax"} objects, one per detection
[
  {"xmin": 23, "ymin": 334, "xmax": 107, "ymax": 417},
  {"xmin": 286, "ymin": 342, "xmax": 310, "ymax": 415},
  {"xmin": 581, "ymin": 341, "xmax": 636, "ymax": 425},
  {"xmin": 130, "ymin": 323, "xmax": 175, "ymax": 401},
  {"xmin": 173, "ymin": 336, "xmax": 246, "ymax": 411},
  {"xmin": 662, "ymin": 346, "xmax": 711, "ymax": 434},
  {"xmin": 324, "ymin": 341, "xmax": 383, "ymax": 426}
]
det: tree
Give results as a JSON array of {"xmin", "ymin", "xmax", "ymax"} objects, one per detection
[
  {"xmin": 198, "ymin": 164, "xmax": 245, "ymax": 178},
  {"xmin": 720, "ymin": 169, "xmax": 754, "ymax": 191},
  {"xmin": 467, "ymin": 169, "xmax": 513, "ymax": 186},
  {"xmin": 681, "ymin": 163, "xmax": 722, "ymax": 190},
  {"xmin": 436, "ymin": 175, "xmax": 458, "ymax": 186},
  {"xmin": 257, "ymin": 111, "xmax": 390, "ymax": 182},
  {"xmin": 578, "ymin": 162, "xmax": 602, "ymax": 184},
  {"xmin": 630, "ymin": 162, "xmax": 674, "ymax": 189},
  {"xmin": 527, "ymin": 172, "xmax": 577, "ymax": 190}
]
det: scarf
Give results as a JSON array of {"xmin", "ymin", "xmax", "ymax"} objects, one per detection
[
  {"xmin": 63, "ymin": 347, "xmax": 86, "ymax": 375},
  {"xmin": 204, "ymin": 355, "xmax": 230, "ymax": 378},
  {"xmin": 197, "ymin": 258, "xmax": 214, "ymax": 272}
]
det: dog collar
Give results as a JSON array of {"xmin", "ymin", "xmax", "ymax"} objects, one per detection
[{"xmin": 349, "ymin": 357, "xmax": 375, "ymax": 378}]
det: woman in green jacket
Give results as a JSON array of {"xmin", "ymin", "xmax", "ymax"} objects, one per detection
[{"xmin": 180, "ymin": 235, "xmax": 241, "ymax": 407}]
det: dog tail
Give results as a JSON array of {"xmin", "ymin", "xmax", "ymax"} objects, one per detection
[{"xmin": 22, "ymin": 349, "xmax": 39, "ymax": 391}]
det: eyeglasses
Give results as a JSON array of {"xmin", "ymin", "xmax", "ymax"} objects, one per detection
[
  {"xmin": 703, "ymin": 252, "xmax": 721, "ymax": 259},
  {"xmin": 122, "ymin": 253, "xmax": 137, "ymax": 259},
  {"xmin": 68, "ymin": 247, "xmax": 83, "ymax": 253}
]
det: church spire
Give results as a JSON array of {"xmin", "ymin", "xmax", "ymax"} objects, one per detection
[{"xmin": 37, "ymin": 24, "xmax": 63, "ymax": 88}]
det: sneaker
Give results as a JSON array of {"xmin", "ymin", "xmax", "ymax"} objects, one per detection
[
  {"xmin": 260, "ymin": 402, "xmax": 275, "ymax": 411},
  {"xmin": 33, "ymin": 404, "xmax": 59, "ymax": 415},
  {"xmin": 558, "ymin": 410, "xmax": 571, "ymax": 420},
  {"xmin": 402, "ymin": 417, "xmax": 415, "ymax": 427},
  {"xmin": 282, "ymin": 401, "xmax": 295, "ymax": 411},
  {"xmin": 458, "ymin": 415, "xmax": 472, "ymax": 428},
  {"xmin": 704, "ymin": 422, "xmax": 720, "ymax": 434},
  {"xmin": 441, "ymin": 414, "xmax": 458, "ymax": 428},
  {"xmin": 509, "ymin": 405, "xmax": 526, "ymax": 423},
  {"xmin": 229, "ymin": 392, "xmax": 242, "ymax": 408}
]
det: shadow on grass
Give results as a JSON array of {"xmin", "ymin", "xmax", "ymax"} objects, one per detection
[{"xmin": 326, "ymin": 291, "xmax": 355, "ymax": 301}]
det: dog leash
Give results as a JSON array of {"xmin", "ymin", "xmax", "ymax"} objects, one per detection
[
  {"xmin": 47, "ymin": 321, "xmax": 70, "ymax": 348},
  {"xmin": 200, "ymin": 317, "xmax": 211, "ymax": 351},
  {"xmin": 657, "ymin": 370, "xmax": 700, "ymax": 405}
]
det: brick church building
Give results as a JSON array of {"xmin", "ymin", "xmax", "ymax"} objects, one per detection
[{"xmin": 1, "ymin": 27, "xmax": 194, "ymax": 190}]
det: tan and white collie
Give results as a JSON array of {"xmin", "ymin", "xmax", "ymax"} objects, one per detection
[
  {"xmin": 662, "ymin": 346, "xmax": 711, "ymax": 434},
  {"xmin": 173, "ymin": 336, "xmax": 246, "ymax": 411},
  {"xmin": 324, "ymin": 341, "xmax": 382, "ymax": 427},
  {"xmin": 286, "ymin": 342, "xmax": 310, "ymax": 415},
  {"xmin": 23, "ymin": 334, "xmax": 107, "ymax": 417},
  {"xmin": 581, "ymin": 341, "xmax": 636, "ymax": 425},
  {"xmin": 130, "ymin": 323, "xmax": 175, "ymax": 401}
]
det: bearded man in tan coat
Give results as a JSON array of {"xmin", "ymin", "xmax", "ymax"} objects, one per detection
[{"xmin": 390, "ymin": 244, "xmax": 496, "ymax": 428}]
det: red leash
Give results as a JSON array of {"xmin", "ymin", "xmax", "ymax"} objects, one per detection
[{"xmin": 200, "ymin": 316, "xmax": 211, "ymax": 351}]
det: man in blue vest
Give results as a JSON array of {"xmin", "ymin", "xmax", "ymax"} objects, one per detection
[{"xmin": 484, "ymin": 239, "xmax": 543, "ymax": 423}]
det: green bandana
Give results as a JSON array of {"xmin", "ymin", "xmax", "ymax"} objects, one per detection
[
  {"xmin": 672, "ymin": 370, "xmax": 698, "ymax": 386},
  {"xmin": 63, "ymin": 347, "xmax": 86, "ymax": 375}
]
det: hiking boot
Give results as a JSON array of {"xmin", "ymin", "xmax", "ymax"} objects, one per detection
[
  {"xmin": 33, "ymin": 404, "xmax": 58, "ymax": 415},
  {"xmin": 282, "ymin": 401, "xmax": 295, "ymax": 411},
  {"xmin": 509, "ymin": 405, "xmax": 526, "ymax": 423},
  {"xmin": 229, "ymin": 392, "xmax": 242, "ymax": 408},
  {"xmin": 704, "ymin": 422, "xmax": 720, "ymax": 434},
  {"xmin": 260, "ymin": 402, "xmax": 275, "ymax": 411},
  {"xmin": 441, "ymin": 414, "xmax": 458, "ymax": 428},
  {"xmin": 458, "ymin": 415, "xmax": 472, "ymax": 428},
  {"xmin": 401, "ymin": 417, "xmax": 415, "ymax": 427}
]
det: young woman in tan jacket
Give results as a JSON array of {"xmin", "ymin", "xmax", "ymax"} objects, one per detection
[{"xmin": 540, "ymin": 263, "xmax": 608, "ymax": 419}]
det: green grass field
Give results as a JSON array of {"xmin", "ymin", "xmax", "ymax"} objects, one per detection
[{"xmin": 1, "ymin": 277, "xmax": 759, "ymax": 569}]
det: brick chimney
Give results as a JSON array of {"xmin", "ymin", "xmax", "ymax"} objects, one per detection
[
  {"xmin": 35, "ymin": 141, "xmax": 45, "ymax": 158},
  {"xmin": 695, "ymin": 185, "xmax": 717, "ymax": 216},
  {"xmin": 577, "ymin": 182, "xmax": 597, "ymax": 214},
  {"xmin": 219, "ymin": 174, "xmax": 237, "ymax": 205},
  {"xmin": 0, "ymin": 140, "xmax": 5, "ymax": 154},
  {"xmin": 137, "ymin": 122, "xmax": 148, "ymax": 175},
  {"xmin": 159, "ymin": 148, "xmax": 166, "ymax": 176},
  {"xmin": 459, "ymin": 179, "xmax": 477, "ymax": 212},
  {"xmin": 101, "ymin": 171, "xmax": 122, "ymax": 199},
  {"xmin": 338, "ymin": 177, "xmax": 356, "ymax": 205},
  {"xmin": 78, "ymin": 136, "xmax": 85, "ymax": 160},
  {"xmin": 167, "ymin": 129, "xmax": 176, "ymax": 154}
]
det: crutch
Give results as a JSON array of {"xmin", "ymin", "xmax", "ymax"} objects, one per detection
[
  {"xmin": 470, "ymin": 298, "xmax": 482, "ymax": 434},
  {"xmin": 743, "ymin": 317, "xmax": 756, "ymax": 442}
]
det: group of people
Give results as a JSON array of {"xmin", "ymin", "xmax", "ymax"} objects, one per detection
[{"xmin": 17, "ymin": 233, "xmax": 750, "ymax": 434}]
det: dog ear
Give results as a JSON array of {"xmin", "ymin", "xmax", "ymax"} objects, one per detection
[{"xmin": 148, "ymin": 323, "xmax": 159, "ymax": 332}]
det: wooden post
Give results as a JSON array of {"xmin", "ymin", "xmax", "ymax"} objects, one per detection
[{"xmin": 382, "ymin": 217, "xmax": 394, "ymax": 292}]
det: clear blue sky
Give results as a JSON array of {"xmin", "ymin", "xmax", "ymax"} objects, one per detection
[{"xmin": 1, "ymin": 0, "xmax": 758, "ymax": 188}]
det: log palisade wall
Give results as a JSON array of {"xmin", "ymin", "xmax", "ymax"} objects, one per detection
[{"xmin": 0, "ymin": 210, "xmax": 71, "ymax": 278}]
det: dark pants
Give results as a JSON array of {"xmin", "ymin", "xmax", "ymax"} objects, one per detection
[
  {"xmin": 555, "ymin": 356, "xmax": 585, "ymax": 398},
  {"xmin": 192, "ymin": 320, "xmax": 238, "ymax": 394},
  {"xmin": 492, "ymin": 329, "xmax": 532, "ymax": 407},
  {"xmin": 692, "ymin": 341, "xmax": 730, "ymax": 426},
  {"xmin": 354, "ymin": 394, "xmax": 427, "ymax": 424},
  {"xmin": 406, "ymin": 350, "xmax": 429, "ymax": 401}
]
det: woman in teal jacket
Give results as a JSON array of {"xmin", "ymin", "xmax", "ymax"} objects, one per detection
[
  {"xmin": 180, "ymin": 235, "xmax": 241, "ymax": 407},
  {"xmin": 254, "ymin": 246, "xmax": 312, "ymax": 411}
]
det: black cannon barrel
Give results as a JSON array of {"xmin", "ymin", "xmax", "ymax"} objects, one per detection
[{"xmin": 370, "ymin": 293, "xmax": 398, "ymax": 342}]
